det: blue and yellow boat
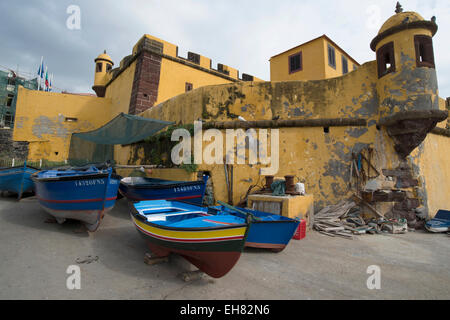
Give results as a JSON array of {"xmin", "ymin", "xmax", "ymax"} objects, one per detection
[
  {"xmin": 0, "ymin": 162, "xmax": 38, "ymax": 199},
  {"xmin": 215, "ymin": 202, "xmax": 300, "ymax": 252},
  {"xmin": 129, "ymin": 200, "xmax": 250, "ymax": 278},
  {"xmin": 32, "ymin": 164, "xmax": 121, "ymax": 231}
]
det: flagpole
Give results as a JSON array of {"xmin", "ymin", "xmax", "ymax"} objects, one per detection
[{"xmin": 38, "ymin": 56, "xmax": 43, "ymax": 91}]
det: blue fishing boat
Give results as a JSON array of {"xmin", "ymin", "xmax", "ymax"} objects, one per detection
[
  {"xmin": 32, "ymin": 164, "xmax": 121, "ymax": 232},
  {"xmin": 425, "ymin": 210, "xmax": 450, "ymax": 233},
  {"xmin": 215, "ymin": 201, "xmax": 300, "ymax": 252},
  {"xmin": 129, "ymin": 200, "xmax": 250, "ymax": 278},
  {"xmin": 119, "ymin": 175, "xmax": 208, "ymax": 205},
  {"xmin": 0, "ymin": 162, "xmax": 38, "ymax": 199}
]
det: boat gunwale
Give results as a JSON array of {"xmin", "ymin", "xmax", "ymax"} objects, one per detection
[
  {"xmin": 130, "ymin": 205, "xmax": 249, "ymax": 233},
  {"xmin": 215, "ymin": 206, "xmax": 301, "ymax": 225},
  {"xmin": 32, "ymin": 172, "xmax": 122, "ymax": 183},
  {"xmin": 120, "ymin": 178, "xmax": 205, "ymax": 190}
]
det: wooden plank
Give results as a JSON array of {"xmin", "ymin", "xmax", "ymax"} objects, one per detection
[
  {"xmin": 144, "ymin": 253, "xmax": 169, "ymax": 266},
  {"xmin": 352, "ymin": 194, "xmax": 384, "ymax": 218}
]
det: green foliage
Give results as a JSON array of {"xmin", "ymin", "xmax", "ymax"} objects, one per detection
[{"xmin": 131, "ymin": 124, "xmax": 197, "ymax": 173}]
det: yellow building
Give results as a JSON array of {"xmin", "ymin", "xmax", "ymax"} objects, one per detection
[
  {"xmin": 13, "ymin": 34, "xmax": 261, "ymax": 162},
  {"xmin": 270, "ymin": 34, "xmax": 360, "ymax": 81},
  {"xmin": 12, "ymin": 3, "xmax": 450, "ymax": 226},
  {"xmin": 94, "ymin": 34, "xmax": 263, "ymax": 116}
]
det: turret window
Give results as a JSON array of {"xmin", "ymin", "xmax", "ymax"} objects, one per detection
[
  {"xmin": 96, "ymin": 63, "xmax": 102, "ymax": 72},
  {"xmin": 106, "ymin": 64, "xmax": 112, "ymax": 72},
  {"xmin": 376, "ymin": 42, "xmax": 395, "ymax": 78},
  {"xmin": 414, "ymin": 35, "xmax": 435, "ymax": 68}
]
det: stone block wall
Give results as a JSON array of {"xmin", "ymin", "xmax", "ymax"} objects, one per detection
[{"xmin": 0, "ymin": 128, "xmax": 28, "ymax": 159}]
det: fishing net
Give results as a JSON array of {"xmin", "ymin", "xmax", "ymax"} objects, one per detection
[{"xmin": 68, "ymin": 112, "xmax": 173, "ymax": 165}]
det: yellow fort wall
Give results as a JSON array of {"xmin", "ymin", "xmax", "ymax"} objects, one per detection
[
  {"xmin": 155, "ymin": 58, "xmax": 234, "ymax": 106},
  {"xmin": 13, "ymin": 87, "xmax": 112, "ymax": 162},
  {"xmin": 126, "ymin": 61, "xmax": 402, "ymax": 211}
]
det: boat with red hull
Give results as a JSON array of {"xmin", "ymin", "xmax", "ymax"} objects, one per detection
[{"xmin": 129, "ymin": 200, "xmax": 250, "ymax": 278}]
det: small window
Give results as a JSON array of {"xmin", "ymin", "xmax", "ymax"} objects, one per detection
[
  {"xmin": 185, "ymin": 82, "xmax": 193, "ymax": 92},
  {"xmin": 289, "ymin": 52, "xmax": 302, "ymax": 74},
  {"xmin": 328, "ymin": 44, "xmax": 336, "ymax": 69},
  {"xmin": 414, "ymin": 35, "xmax": 435, "ymax": 68},
  {"xmin": 342, "ymin": 56, "xmax": 348, "ymax": 74},
  {"xmin": 65, "ymin": 117, "xmax": 78, "ymax": 122},
  {"xmin": 6, "ymin": 94, "xmax": 14, "ymax": 107},
  {"xmin": 7, "ymin": 77, "xmax": 15, "ymax": 86},
  {"xmin": 96, "ymin": 63, "xmax": 102, "ymax": 72},
  {"xmin": 353, "ymin": 64, "xmax": 357, "ymax": 71},
  {"xmin": 376, "ymin": 42, "xmax": 395, "ymax": 78},
  {"xmin": 106, "ymin": 64, "xmax": 112, "ymax": 72}
]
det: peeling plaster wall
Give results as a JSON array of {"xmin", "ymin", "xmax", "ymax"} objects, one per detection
[
  {"xmin": 124, "ymin": 61, "xmax": 418, "ymax": 210},
  {"xmin": 13, "ymin": 87, "xmax": 112, "ymax": 161}
]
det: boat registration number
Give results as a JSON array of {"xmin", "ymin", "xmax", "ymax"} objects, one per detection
[
  {"xmin": 173, "ymin": 185, "xmax": 200, "ymax": 193},
  {"xmin": 74, "ymin": 179, "xmax": 105, "ymax": 187}
]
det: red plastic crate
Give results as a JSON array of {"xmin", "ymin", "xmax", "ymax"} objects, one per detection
[{"xmin": 293, "ymin": 219, "xmax": 306, "ymax": 240}]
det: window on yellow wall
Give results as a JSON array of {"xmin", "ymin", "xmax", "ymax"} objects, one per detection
[
  {"xmin": 328, "ymin": 44, "xmax": 336, "ymax": 69},
  {"xmin": 96, "ymin": 63, "xmax": 102, "ymax": 72},
  {"xmin": 185, "ymin": 82, "xmax": 193, "ymax": 92},
  {"xmin": 289, "ymin": 52, "xmax": 302, "ymax": 74},
  {"xmin": 342, "ymin": 56, "xmax": 348, "ymax": 74}
]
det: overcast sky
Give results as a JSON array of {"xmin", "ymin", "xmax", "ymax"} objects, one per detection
[{"xmin": 0, "ymin": 0, "xmax": 449, "ymax": 98}]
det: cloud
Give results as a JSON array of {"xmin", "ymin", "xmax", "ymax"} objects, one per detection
[{"xmin": 0, "ymin": 0, "xmax": 448, "ymax": 97}]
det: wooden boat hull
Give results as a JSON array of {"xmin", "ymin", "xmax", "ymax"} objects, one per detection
[
  {"xmin": 33, "ymin": 168, "xmax": 121, "ymax": 231},
  {"xmin": 130, "ymin": 200, "xmax": 249, "ymax": 278},
  {"xmin": 0, "ymin": 166, "xmax": 38, "ymax": 199},
  {"xmin": 119, "ymin": 176, "xmax": 207, "ymax": 205},
  {"xmin": 215, "ymin": 206, "xmax": 300, "ymax": 252}
]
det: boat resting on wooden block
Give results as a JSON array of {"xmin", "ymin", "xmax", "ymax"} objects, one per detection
[
  {"xmin": 129, "ymin": 200, "xmax": 250, "ymax": 278},
  {"xmin": 32, "ymin": 164, "xmax": 121, "ymax": 232}
]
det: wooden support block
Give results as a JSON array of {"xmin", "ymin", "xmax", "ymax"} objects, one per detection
[
  {"xmin": 180, "ymin": 270, "xmax": 204, "ymax": 282},
  {"xmin": 144, "ymin": 253, "xmax": 169, "ymax": 266},
  {"xmin": 170, "ymin": 254, "xmax": 198, "ymax": 272}
]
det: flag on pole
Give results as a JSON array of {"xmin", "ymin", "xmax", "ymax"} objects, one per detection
[
  {"xmin": 37, "ymin": 56, "xmax": 43, "ymax": 91},
  {"xmin": 49, "ymin": 74, "xmax": 53, "ymax": 92},
  {"xmin": 45, "ymin": 67, "xmax": 49, "ymax": 91}
]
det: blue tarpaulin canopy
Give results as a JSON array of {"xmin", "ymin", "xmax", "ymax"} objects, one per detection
[{"xmin": 68, "ymin": 113, "xmax": 174, "ymax": 165}]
